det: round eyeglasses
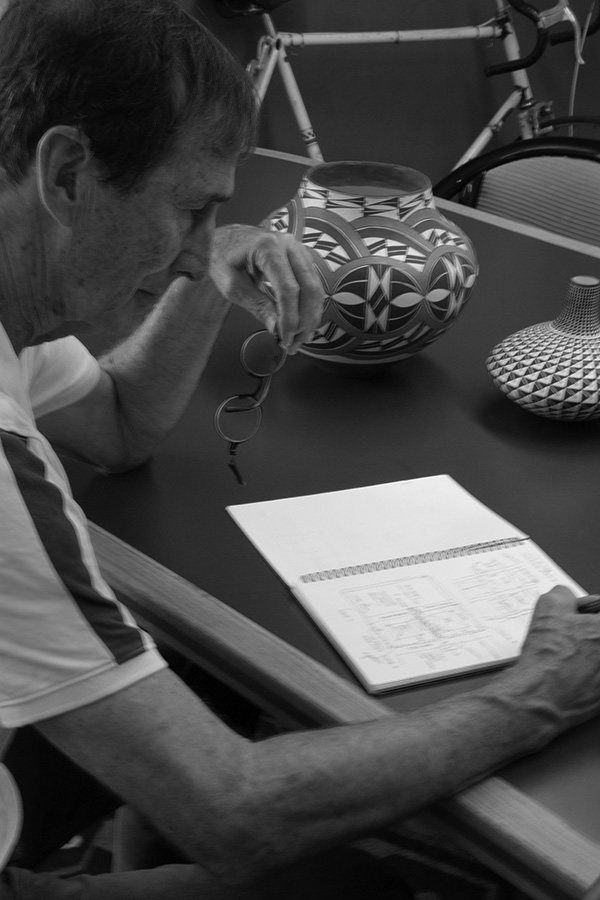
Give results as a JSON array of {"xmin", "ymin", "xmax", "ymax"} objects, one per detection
[{"xmin": 214, "ymin": 330, "xmax": 287, "ymax": 485}]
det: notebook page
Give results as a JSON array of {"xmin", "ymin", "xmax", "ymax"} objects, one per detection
[
  {"xmin": 227, "ymin": 475, "xmax": 528, "ymax": 587},
  {"xmin": 292, "ymin": 539, "xmax": 585, "ymax": 692}
]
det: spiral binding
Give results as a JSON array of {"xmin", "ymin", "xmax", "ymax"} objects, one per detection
[{"xmin": 298, "ymin": 536, "xmax": 526, "ymax": 583}]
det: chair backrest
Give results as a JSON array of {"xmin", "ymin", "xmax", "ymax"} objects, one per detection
[
  {"xmin": 0, "ymin": 764, "xmax": 21, "ymax": 872},
  {"xmin": 433, "ymin": 137, "xmax": 600, "ymax": 245}
]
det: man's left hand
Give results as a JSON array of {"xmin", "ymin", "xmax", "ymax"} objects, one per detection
[{"xmin": 210, "ymin": 224, "xmax": 324, "ymax": 353}]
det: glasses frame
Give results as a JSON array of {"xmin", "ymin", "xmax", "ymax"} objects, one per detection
[{"xmin": 214, "ymin": 330, "xmax": 287, "ymax": 485}]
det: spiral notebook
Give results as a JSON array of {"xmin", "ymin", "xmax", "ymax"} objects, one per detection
[{"xmin": 228, "ymin": 475, "xmax": 584, "ymax": 693}]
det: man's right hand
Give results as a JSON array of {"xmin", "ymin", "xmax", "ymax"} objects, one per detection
[{"xmin": 498, "ymin": 585, "xmax": 600, "ymax": 738}]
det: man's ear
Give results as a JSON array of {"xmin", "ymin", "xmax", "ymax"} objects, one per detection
[{"xmin": 36, "ymin": 126, "xmax": 98, "ymax": 226}]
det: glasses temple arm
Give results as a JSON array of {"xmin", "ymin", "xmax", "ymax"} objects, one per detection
[{"xmin": 227, "ymin": 441, "xmax": 246, "ymax": 486}]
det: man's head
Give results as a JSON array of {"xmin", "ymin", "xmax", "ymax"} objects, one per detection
[
  {"xmin": 0, "ymin": 0, "xmax": 258, "ymax": 191},
  {"xmin": 0, "ymin": 0, "xmax": 259, "ymax": 348}
]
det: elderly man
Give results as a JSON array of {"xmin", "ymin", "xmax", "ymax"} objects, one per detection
[{"xmin": 1, "ymin": 1, "xmax": 600, "ymax": 898}]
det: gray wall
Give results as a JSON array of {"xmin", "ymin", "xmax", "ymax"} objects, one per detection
[{"xmin": 192, "ymin": 1, "xmax": 599, "ymax": 184}]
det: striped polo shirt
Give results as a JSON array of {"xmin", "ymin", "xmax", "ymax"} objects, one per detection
[{"xmin": 0, "ymin": 323, "xmax": 165, "ymax": 731}]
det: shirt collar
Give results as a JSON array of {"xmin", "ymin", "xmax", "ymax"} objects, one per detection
[{"xmin": 0, "ymin": 320, "xmax": 34, "ymax": 418}]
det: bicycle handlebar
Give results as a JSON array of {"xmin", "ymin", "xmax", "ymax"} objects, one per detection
[
  {"xmin": 550, "ymin": 0, "xmax": 600, "ymax": 43},
  {"xmin": 485, "ymin": 0, "xmax": 583, "ymax": 76},
  {"xmin": 507, "ymin": 0, "xmax": 544, "ymax": 20}
]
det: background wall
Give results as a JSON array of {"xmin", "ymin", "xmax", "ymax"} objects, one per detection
[{"xmin": 191, "ymin": 0, "xmax": 600, "ymax": 184}]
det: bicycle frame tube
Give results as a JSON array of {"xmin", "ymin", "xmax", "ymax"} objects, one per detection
[{"xmin": 246, "ymin": 3, "xmax": 550, "ymax": 165}]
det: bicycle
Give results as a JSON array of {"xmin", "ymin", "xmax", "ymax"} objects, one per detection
[{"xmin": 216, "ymin": 0, "xmax": 600, "ymax": 168}]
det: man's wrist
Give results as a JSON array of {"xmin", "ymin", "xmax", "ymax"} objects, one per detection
[{"xmin": 479, "ymin": 666, "xmax": 561, "ymax": 753}]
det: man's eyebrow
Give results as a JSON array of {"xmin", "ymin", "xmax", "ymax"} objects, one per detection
[{"xmin": 182, "ymin": 193, "xmax": 232, "ymax": 206}]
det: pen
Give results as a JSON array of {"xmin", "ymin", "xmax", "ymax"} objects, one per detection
[{"xmin": 577, "ymin": 595, "xmax": 600, "ymax": 614}]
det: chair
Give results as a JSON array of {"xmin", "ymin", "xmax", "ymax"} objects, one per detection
[{"xmin": 433, "ymin": 137, "xmax": 600, "ymax": 245}]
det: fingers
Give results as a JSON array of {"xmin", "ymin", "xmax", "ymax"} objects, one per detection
[
  {"xmin": 523, "ymin": 586, "xmax": 585, "ymax": 642},
  {"xmin": 535, "ymin": 584, "xmax": 578, "ymax": 611},
  {"xmin": 253, "ymin": 233, "xmax": 324, "ymax": 352},
  {"xmin": 531, "ymin": 586, "xmax": 600, "ymax": 617},
  {"xmin": 211, "ymin": 226, "xmax": 324, "ymax": 352}
]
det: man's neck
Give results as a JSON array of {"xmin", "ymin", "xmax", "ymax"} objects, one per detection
[{"xmin": 0, "ymin": 183, "xmax": 62, "ymax": 355}]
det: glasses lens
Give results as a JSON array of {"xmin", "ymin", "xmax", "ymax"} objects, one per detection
[
  {"xmin": 214, "ymin": 395, "xmax": 263, "ymax": 444},
  {"xmin": 242, "ymin": 331, "xmax": 287, "ymax": 377}
]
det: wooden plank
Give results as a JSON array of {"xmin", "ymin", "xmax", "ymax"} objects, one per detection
[
  {"xmin": 440, "ymin": 781, "xmax": 600, "ymax": 900},
  {"xmin": 584, "ymin": 876, "xmax": 600, "ymax": 900},
  {"xmin": 89, "ymin": 521, "xmax": 390, "ymax": 729}
]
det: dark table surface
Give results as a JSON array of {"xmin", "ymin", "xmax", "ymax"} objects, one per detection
[{"xmin": 67, "ymin": 149, "xmax": 600, "ymax": 897}]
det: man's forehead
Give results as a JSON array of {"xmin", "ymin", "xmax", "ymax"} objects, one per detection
[
  {"xmin": 172, "ymin": 158, "xmax": 236, "ymax": 205},
  {"xmin": 163, "ymin": 127, "xmax": 238, "ymax": 202}
]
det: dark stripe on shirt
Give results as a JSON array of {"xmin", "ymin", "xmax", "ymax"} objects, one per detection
[{"xmin": 1, "ymin": 430, "xmax": 145, "ymax": 664}]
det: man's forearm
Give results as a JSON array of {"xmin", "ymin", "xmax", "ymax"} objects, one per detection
[
  {"xmin": 37, "ymin": 661, "xmax": 560, "ymax": 886},
  {"xmin": 100, "ymin": 276, "xmax": 230, "ymax": 464},
  {"xmin": 238, "ymin": 667, "xmax": 555, "ymax": 874}
]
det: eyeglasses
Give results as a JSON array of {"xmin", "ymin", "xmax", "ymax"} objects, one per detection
[{"xmin": 214, "ymin": 330, "xmax": 287, "ymax": 485}]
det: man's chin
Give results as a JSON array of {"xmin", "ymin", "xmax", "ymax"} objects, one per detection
[{"xmin": 31, "ymin": 321, "xmax": 97, "ymax": 343}]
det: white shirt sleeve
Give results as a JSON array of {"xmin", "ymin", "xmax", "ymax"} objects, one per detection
[{"xmin": 22, "ymin": 337, "xmax": 102, "ymax": 419}]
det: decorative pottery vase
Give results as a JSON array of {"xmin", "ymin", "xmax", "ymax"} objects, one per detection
[
  {"xmin": 262, "ymin": 161, "xmax": 478, "ymax": 370},
  {"xmin": 486, "ymin": 275, "xmax": 600, "ymax": 421}
]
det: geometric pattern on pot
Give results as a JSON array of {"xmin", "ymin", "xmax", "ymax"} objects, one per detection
[
  {"xmin": 266, "ymin": 198, "xmax": 478, "ymax": 367},
  {"xmin": 486, "ymin": 323, "xmax": 600, "ymax": 421}
]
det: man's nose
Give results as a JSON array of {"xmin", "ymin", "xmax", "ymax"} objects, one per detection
[
  {"xmin": 176, "ymin": 219, "xmax": 216, "ymax": 282},
  {"xmin": 174, "ymin": 251, "xmax": 209, "ymax": 283}
]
